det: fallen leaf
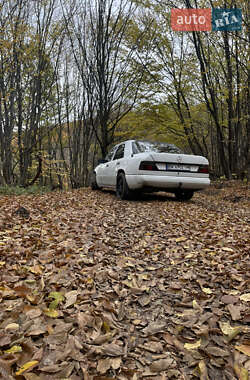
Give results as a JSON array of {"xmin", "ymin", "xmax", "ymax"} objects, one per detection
[
  {"xmin": 143, "ymin": 322, "xmax": 166, "ymax": 336},
  {"xmin": 221, "ymin": 294, "xmax": 238, "ymax": 304},
  {"xmin": 16, "ymin": 361, "xmax": 39, "ymax": 375},
  {"xmin": 227, "ymin": 304, "xmax": 241, "ymax": 321},
  {"xmin": 5, "ymin": 323, "xmax": 19, "ymax": 332},
  {"xmin": 205, "ymin": 346, "xmax": 229, "ymax": 357},
  {"xmin": 175, "ymin": 237, "xmax": 187, "ymax": 242},
  {"xmin": 198, "ymin": 360, "xmax": 209, "ymax": 380},
  {"xmin": 48, "ymin": 291, "xmax": 64, "ymax": 309},
  {"xmin": 150, "ymin": 358, "xmax": 174, "ymax": 372},
  {"xmin": 110, "ymin": 357, "xmax": 122, "ymax": 370},
  {"xmin": 64, "ymin": 290, "xmax": 78, "ymax": 308},
  {"xmin": 235, "ymin": 345, "xmax": 250, "ymax": 357},
  {"xmin": 219, "ymin": 321, "xmax": 241, "ymax": 338},
  {"xmin": 97, "ymin": 359, "xmax": 111, "ymax": 374},
  {"xmin": 23, "ymin": 374, "xmax": 41, "ymax": 380},
  {"xmin": 4, "ymin": 345, "xmax": 22, "ymax": 354},
  {"xmin": 202, "ymin": 287, "xmax": 213, "ymax": 295},
  {"xmin": 43, "ymin": 309, "xmax": 59, "ymax": 318},
  {"xmin": 101, "ymin": 343, "xmax": 124, "ymax": 356},
  {"xmin": 240, "ymin": 293, "xmax": 250, "ymax": 302},
  {"xmin": 234, "ymin": 363, "xmax": 249, "ymax": 380},
  {"xmin": 184, "ymin": 339, "xmax": 201, "ymax": 350}
]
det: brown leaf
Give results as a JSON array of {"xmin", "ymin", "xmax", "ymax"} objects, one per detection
[
  {"xmin": 92, "ymin": 333, "xmax": 113, "ymax": 345},
  {"xmin": 97, "ymin": 359, "xmax": 111, "ymax": 374},
  {"xmin": 110, "ymin": 357, "xmax": 122, "ymax": 370},
  {"xmin": 137, "ymin": 294, "xmax": 151, "ymax": 307},
  {"xmin": 14, "ymin": 285, "xmax": 32, "ymax": 297},
  {"xmin": 0, "ymin": 334, "xmax": 12, "ymax": 347},
  {"xmin": 64, "ymin": 290, "xmax": 78, "ymax": 308},
  {"xmin": 142, "ymin": 322, "xmax": 166, "ymax": 336},
  {"xmin": 150, "ymin": 358, "xmax": 174, "ymax": 372},
  {"xmin": 101, "ymin": 343, "xmax": 124, "ymax": 356},
  {"xmin": 205, "ymin": 346, "xmax": 230, "ymax": 357},
  {"xmin": 39, "ymin": 364, "xmax": 62, "ymax": 373},
  {"xmin": 227, "ymin": 304, "xmax": 241, "ymax": 321},
  {"xmin": 0, "ymin": 357, "xmax": 16, "ymax": 380},
  {"xmin": 23, "ymin": 374, "xmax": 40, "ymax": 380},
  {"xmin": 221, "ymin": 294, "xmax": 238, "ymax": 304}
]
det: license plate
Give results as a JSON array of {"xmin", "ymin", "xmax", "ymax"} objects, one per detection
[{"xmin": 167, "ymin": 164, "xmax": 193, "ymax": 171}]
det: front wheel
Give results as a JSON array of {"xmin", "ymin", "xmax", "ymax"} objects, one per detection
[
  {"xmin": 116, "ymin": 172, "xmax": 131, "ymax": 200},
  {"xmin": 175, "ymin": 189, "xmax": 194, "ymax": 201}
]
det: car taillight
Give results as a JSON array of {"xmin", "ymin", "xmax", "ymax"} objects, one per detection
[
  {"xmin": 139, "ymin": 161, "xmax": 158, "ymax": 171},
  {"xmin": 198, "ymin": 165, "xmax": 209, "ymax": 174}
]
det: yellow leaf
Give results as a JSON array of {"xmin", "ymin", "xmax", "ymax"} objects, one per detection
[
  {"xmin": 26, "ymin": 294, "xmax": 36, "ymax": 303},
  {"xmin": 5, "ymin": 345, "xmax": 22, "ymax": 354},
  {"xmin": 29, "ymin": 265, "xmax": 43, "ymax": 275},
  {"xmin": 202, "ymin": 287, "xmax": 213, "ymax": 294},
  {"xmin": 192, "ymin": 300, "xmax": 201, "ymax": 309},
  {"xmin": 222, "ymin": 247, "xmax": 234, "ymax": 252},
  {"xmin": 103, "ymin": 321, "xmax": 110, "ymax": 333},
  {"xmin": 176, "ymin": 237, "xmax": 187, "ymax": 242},
  {"xmin": 240, "ymin": 293, "xmax": 250, "ymax": 302},
  {"xmin": 0, "ymin": 261, "xmax": 5, "ymax": 266},
  {"xmin": 48, "ymin": 291, "xmax": 64, "ymax": 310},
  {"xmin": 5, "ymin": 323, "xmax": 19, "ymax": 331},
  {"xmin": 43, "ymin": 309, "xmax": 59, "ymax": 318},
  {"xmin": 219, "ymin": 321, "xmax": 241, "ymax": 336},
  {"xmin": 229, "ymin": 290, "xmax": 239, "ymax": 295},
  {"xmin": 234, "ymin": 363, "xmax": 249, "ymax": 380},
  {"xmin": 198, "ymin": 360, "xmax": 209, "ymax": 380},
  {"xmin": 16, "ymin": 361, "xmax": 39, "ymax": 375},
  {"xmin": 235, "ymin": 344, "xmax": 250, "ymax": 357},
  {"xmin": 184, "ymin": 339, "xmax": 201, "ymax": 350}
]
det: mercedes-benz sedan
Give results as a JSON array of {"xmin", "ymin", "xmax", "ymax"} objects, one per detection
[{"xmin": 91, "ymin": 140, "xmax": 210, "ymax": 200}]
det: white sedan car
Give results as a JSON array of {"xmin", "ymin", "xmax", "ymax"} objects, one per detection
[{"xmin": 91, "ymin": 140, "xmax": 210, "ymax": 200}]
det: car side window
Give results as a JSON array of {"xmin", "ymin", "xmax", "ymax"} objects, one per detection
[
  {"xmin": 105, "ymin": 146, "xmax": 117, "ymax": 162},
  {"xmin": 132, "ymin": 142, "xmax": 140, "ymax": 154},
  {"xmin": 113, "ymin": 144, "xmax": 125, "ymax": 160}
]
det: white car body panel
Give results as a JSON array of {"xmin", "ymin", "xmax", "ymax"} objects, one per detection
[{"xmin": 94, "ymin": 140, "xmax": 210, "ymax": 193}]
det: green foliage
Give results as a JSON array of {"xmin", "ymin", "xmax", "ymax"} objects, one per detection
[
  {"xmin": 0, "ymin": 185, "xmax": 51, "ymax": 196},
  {"xmin": 115, "ymin": 102, "xmax": 187, "ymax": 149}
]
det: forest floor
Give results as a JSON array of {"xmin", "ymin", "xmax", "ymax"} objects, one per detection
[{"xmin": 0, "ymin": 181, "xmax": 250, "ymax": 380}]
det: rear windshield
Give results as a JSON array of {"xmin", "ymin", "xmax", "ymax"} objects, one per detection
[{"xmin": 132, "ymin": 141, "xmax": 183, "ymax": 154}]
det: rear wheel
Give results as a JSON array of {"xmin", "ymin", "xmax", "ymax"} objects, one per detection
[
  {"xmin": 175, "ymin": 189, "xmax": 194, "ymax": 201},
  {"xmin": 116, "ymin": 172, "xmax": 131, "ymax": 200},
  {"xmin": 91, "ymin": 172, "xmax": 100, "ymax": 190}
]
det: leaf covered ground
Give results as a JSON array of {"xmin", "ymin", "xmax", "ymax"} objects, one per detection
[{"xmin": 0, "ymin": 181, "xmax": 249, "ymax": 380}]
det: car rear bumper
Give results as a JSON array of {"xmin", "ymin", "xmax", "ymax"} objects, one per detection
[{"xmin": 126, "ymin": 174, "xmax": 210, "ymax": 191}]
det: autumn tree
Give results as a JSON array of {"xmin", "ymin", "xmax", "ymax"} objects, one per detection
[
  {"xmin": 130, "ymin": 0, "xmax": 249, "ymax": 179},
  {"xmin": 0, "ymin": 0, "xmax": 63, "ymax": 186},
  {"xmin": 61, "ymin": 0, "xmax": 151, "ymax": 159}
]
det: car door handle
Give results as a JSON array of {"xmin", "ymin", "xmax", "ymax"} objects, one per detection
[{"xmin": 116, "ymin": 162, "xmax": 120, "ymax": 165}]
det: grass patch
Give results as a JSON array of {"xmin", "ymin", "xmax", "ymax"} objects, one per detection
[{"xmin": 0, "ymin": 184, "xmax": 51, "ymax": 196}]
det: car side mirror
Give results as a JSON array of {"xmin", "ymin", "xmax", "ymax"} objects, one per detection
[{"xmin": 98, "ymin": 158, "xmax": 108, "ymax": 164}]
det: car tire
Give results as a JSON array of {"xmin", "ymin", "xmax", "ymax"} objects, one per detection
[
  {"xmin": 91, "ymin": 172, "xmax": 100, "ymax": 190},
  {"xmin": 116, "ymin": 172, "xmax": 131, "ymax": 200},
  {"xmin": 175, "ymin": 189, "xmax": 194, "ymax": 201}
]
